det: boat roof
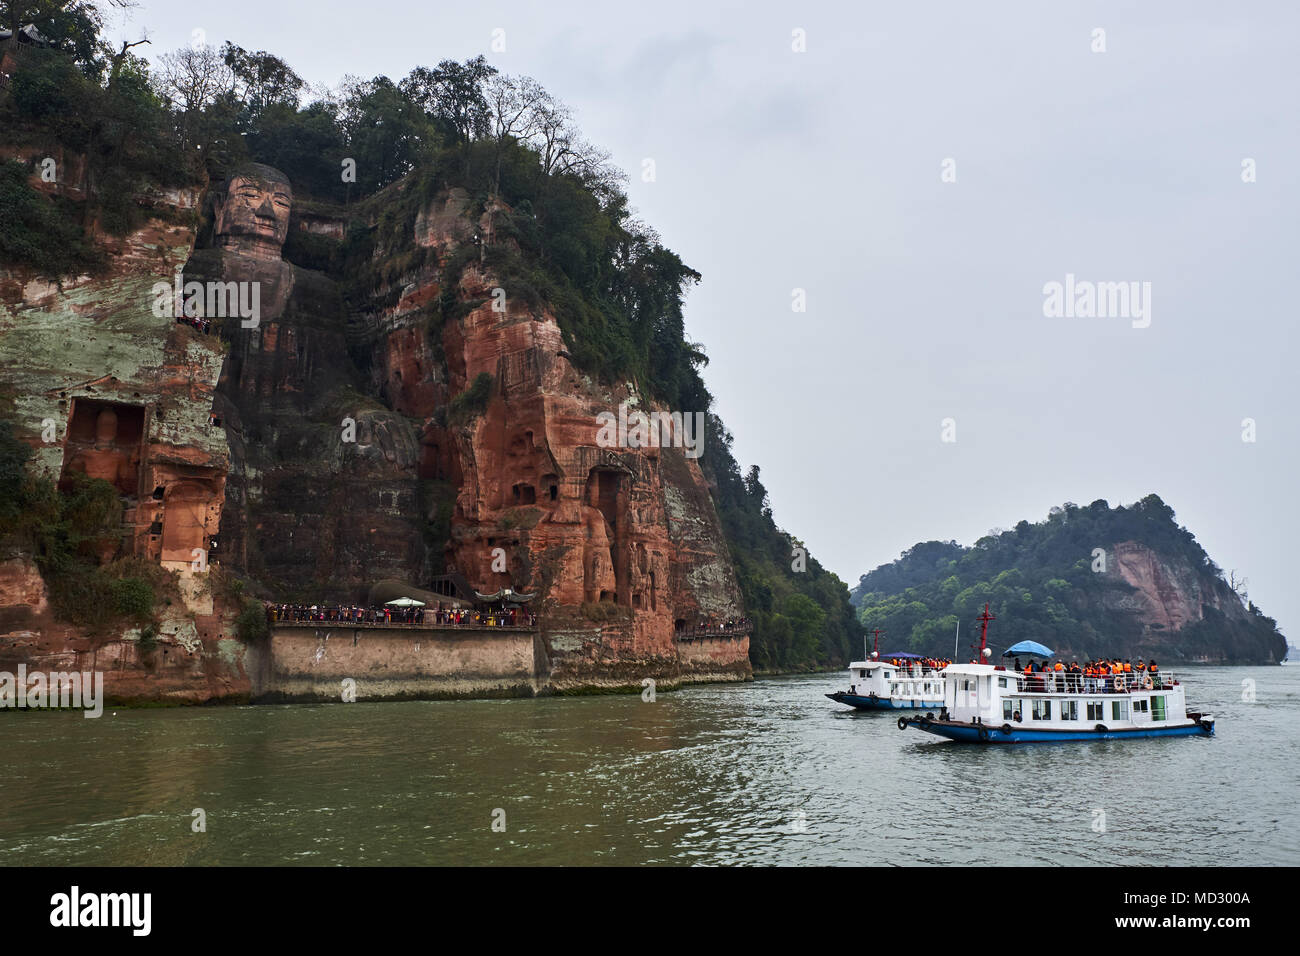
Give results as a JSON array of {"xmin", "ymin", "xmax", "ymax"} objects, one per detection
[{"xmin": 941, "ymin": 663, "xmax": 1006, "ymax": 676}]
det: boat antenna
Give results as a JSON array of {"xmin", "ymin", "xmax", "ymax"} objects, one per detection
[
  {"xmin": 954, "ymin": 619, "xmax": 960, "ymax": 660},
  {"xmin": 870, "ymin": 628, "xmax": 884, "ymax": 660}
]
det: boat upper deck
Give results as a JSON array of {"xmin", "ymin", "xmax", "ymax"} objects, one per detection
[{"xmin": 1004, "ymin": 670, "xmax": 1174, "ymax": 696}]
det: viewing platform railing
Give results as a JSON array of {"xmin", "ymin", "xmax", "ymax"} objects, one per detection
[
  {"xmin": 1007, "ymin": 672, "xmax": 1175, "ymax": 695},
  {"xmin": 269, "ymin": 614, "xmax": 536, "ymax": 631},
  {"xmin": 675, "ymin": 623, "xmax": 752, "ymax": 641},
  {"xmin": 882, "ymin": 665, "xmax": 947, "ymax": 676}
]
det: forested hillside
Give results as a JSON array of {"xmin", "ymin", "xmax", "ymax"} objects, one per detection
[{"xmin": 851, "ymin": 496, "xmax": 1285, "ymax": 664}]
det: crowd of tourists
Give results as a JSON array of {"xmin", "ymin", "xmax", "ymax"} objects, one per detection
[
  {"xmin": 675, "ymin": 617, "xmax": 752, "ymax": 639},
  {"xmin": 265, "ymin": 602, "xmax": 537, "ymax": 628},
  {"xmin": 887, "ymin": 657, "xmax": 952, "ymax": 674},
  {"xmin": 1015, "ymin": 657, "xmax": 1163, "ymax": 693},
  {"xmin": 175, "ymin": 312, "xmax": 214, "ymax": 335}
]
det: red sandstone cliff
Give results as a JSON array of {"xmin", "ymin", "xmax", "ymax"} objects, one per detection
[
  {"xmin": 1, "ymin": 162, "xmax": 751, "ymax": 701},
  {"xmin": 330, "ymin": 186, "xmax": 751, "ymax": 688},
  {"xmin": 0, "ymin": 153, "xmax": 253, "ymax": 702}
]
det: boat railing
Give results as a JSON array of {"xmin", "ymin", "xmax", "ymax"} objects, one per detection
[{"xmin": 1010, "ymin": 672, "xmax": 1176, "ymax": 695}]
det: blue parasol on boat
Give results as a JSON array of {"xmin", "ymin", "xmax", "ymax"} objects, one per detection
[
  {"xmin": 882, "ymin": 651, "xmax": 922, "ymax": 659},
  {"xmin": 1003, "ymin": 640, "xmax": 1054, "ymax": 657}
]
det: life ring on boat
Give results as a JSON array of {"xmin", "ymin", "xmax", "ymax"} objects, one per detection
[
  {"xmin": 1113, "ymin": 675, "xmax": 1127, "ymax": 692},
  {"xmin": 1140, "ymin": 674, "xmax": 1154, "ymax": 690},
  {"xmin": 978, "ymin": 727, "xmax": 990, "ymax": 741},
  {"xmin": 1001, "ymin": 723, "xmax": 1013, "ymax": 735},
  {"xmin": 897, "ymin": 717, "xmax": 908, "ymax": 731}
]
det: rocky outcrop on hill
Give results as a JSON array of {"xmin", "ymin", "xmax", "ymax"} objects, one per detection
[{"xmin": 851, "ymin": 497, "xmax": 1286, "ymax": 664}]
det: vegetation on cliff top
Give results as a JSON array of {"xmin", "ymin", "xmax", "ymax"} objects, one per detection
[
  {"xmin": 851, "ymin": 495, "xmax": 1286, "ymax": 663},
  {"xmin": 0, "ymin": 4, "xmax": 201, "ymax": 274}
]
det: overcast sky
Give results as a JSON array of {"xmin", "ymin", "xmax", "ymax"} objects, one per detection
[{"xmin": 109, "ymin": 1, "xmax": 1298, "ymax": 644}]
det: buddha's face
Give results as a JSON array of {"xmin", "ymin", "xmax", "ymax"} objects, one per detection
[
  {"xmin": 94, "ymin": 408, "xmax": 119, "ymax": 443},
  {"xmin": 214, "ymin": 173, "xmax": 292, "ymax": 251}
]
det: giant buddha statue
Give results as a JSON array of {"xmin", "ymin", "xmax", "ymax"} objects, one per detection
[{"xmin": 185, "ymin": 163, "xmax": 423, "ymax": 590}]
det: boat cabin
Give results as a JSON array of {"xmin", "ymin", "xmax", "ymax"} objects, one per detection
[
  {"xmin": 941, "ymin": 663, "xmax": 1191, "ymax": 732},
  {"xmin": 846, "ymin": 660, "xmax": 944, "ymax": 701}
]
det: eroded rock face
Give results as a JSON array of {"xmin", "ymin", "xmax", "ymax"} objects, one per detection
[
  {"xmin": 356, "ymin": 188, "xmax": 750, "ymax": 685},
  {"xmin": 1109, "ymin": 541, "xmax": 1207, "ymax": 631},
  {"xmin": 0, "ymin": 164, "xmax": 249, "ymax": 702}
]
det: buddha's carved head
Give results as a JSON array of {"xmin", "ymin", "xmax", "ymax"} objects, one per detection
[
  {"xmin": 212, "ymin": 163, "xmax": 292, "ymax": 258},
  {"xmin": 94, "ymin": 407, "xmax": 119, "ymax": 444}
]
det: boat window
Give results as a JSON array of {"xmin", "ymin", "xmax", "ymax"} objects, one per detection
[
  {"xmin": 1112, "ymin": 700, "xmax": 1130, "ymax": 721},
  {"xmin": 1087, "ymin": 701, "xmax": 1104, "ymax": 721},
  {"xmin": 1003, "ymin": 700, "xmax": 1014, "ymax": 720},
  {"xmin": 1133, "ymin": 699, "xmax": 1149, "ymax": 714},
  {"xmin": 1151, "ymin": 696, "xmax": 1166, "ymax": 721},
  {"xmin": 1060, "ymin": 700, "xmax": 1079, "ymax": 721},
  {"xmin": 1031, "ymin": 699, "xmax": 1052, "ymax": 720},
  {"xmin": 998, "ymin": 677, "xmax": 1007, "ymax": 688}
]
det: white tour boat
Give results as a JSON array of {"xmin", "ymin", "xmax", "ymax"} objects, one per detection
[
  {"xmin": 897, "ymin": 605, "xmax": 1216, "ymax": 743},
  {"xmin": 827, "ymin": 629, "xmax": 946, "ymax": 711}
]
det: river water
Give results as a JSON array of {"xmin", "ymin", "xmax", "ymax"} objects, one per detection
[{"xmin": 3, "ymin": 665, "xmax": 1297, "ymax": 866}]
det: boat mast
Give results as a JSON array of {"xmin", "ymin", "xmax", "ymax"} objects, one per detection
[
  {"xmin": 973, "ymin": 603, "xmax": 995, "ymax": 662},
  {"xmin": 870, "ymin": 628, "xmax": 884, "ymax": 660}
]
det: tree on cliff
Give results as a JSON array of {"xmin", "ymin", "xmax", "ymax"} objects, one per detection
[
  {"xmin": 0, "ymin": 417, "xmax": 31, "ymax": 524},
  {"xmin": 2, "ymin": 0, "xmax": 127, "ymax": 74},
  {"xmin": 400, "ymin": 56, "xmax": 496, "ymax": 145}
]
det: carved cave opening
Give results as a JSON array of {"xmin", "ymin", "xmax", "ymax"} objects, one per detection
[
  {"xmin": 585, "ymin": 467, "xmax": 629, "ymax": 606},
  {"xmin": 60, "ymin": 398, "xmax": 146, "ymax": 498},
  {"xmin": 160, "ymin": 480, "xmax": 216, "ymax": 563}
]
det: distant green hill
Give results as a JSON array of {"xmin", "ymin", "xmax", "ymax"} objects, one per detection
[{"xmin": 850, "ymin": 495, "xmax": 1286, "ymax": 664}]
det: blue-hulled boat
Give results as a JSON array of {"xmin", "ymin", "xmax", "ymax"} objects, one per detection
[
  {"xmin": 897, "ymin": 605, "xmax": 1216, "ymax": 744},
  {"xmin": 825, "ymin": 659, "xmax": 947, "ymax": 710},
  {"xmin": 826, "ymin": 629, "xmax": 947, "ymax": 711}
]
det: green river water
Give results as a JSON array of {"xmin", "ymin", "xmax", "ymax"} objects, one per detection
[{"xmin": 2, "ymin": 665, "xmax": 1296, "ymax": 865}]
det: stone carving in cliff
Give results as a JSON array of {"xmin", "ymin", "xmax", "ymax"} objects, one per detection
[{"xmin": 185, "ymin": 164, "xmax": 425, "ymax": 594}]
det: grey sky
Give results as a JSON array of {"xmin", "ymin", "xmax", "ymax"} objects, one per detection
[{"xmin": 111, "ymin": 1, "xmax": 1298, "ymax": 642}]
